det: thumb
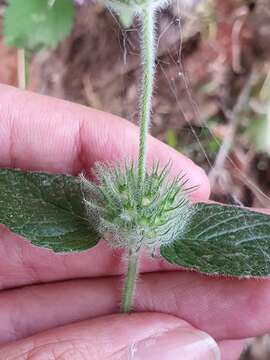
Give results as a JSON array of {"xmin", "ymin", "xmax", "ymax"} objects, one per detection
[{"xmin": 0, "ymin": 313, "xmax": 220, "ymax": 359}]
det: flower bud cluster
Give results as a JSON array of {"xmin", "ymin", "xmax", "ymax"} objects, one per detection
[{"xmin": 82, "ymin": 162, "xmax": 193, "ymax": 252}]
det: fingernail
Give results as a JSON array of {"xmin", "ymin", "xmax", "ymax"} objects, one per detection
[{"xmin": 132, "ymin": 326, "xmax": 220, "ymax": 360}]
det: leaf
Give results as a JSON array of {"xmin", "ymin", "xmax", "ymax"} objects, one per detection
[
  {"xmin": 0, "ymin": 169, "xmax": 100, "ymax": 252},
  {"xmin": 3, "ymin": 0, "xmax": 75, "ymax": 51},
  {"xmin": 160, "ymin": 203, "xmax": 270, "ymax": 277}
]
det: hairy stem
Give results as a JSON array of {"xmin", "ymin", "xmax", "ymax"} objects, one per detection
[
  {"xmin": 121, "ymin": 248, "xmax": 140, "ymax": 313},
  {"xmin": 138, "ymin": 7, "xmax": 156, "ymax": 188},
  {"xmin": 121, "ymin": 7, "xmax": 156, "ymax": 314}
]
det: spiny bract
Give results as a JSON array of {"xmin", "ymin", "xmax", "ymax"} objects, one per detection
[{"xmin": 81, "ymin": 162, "xmax": 193, "ymax": 252}]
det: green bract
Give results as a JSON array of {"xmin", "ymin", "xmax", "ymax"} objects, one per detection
[{"xmin": 82, "ymin": 163, "xmax": 192, "ymax": 252}]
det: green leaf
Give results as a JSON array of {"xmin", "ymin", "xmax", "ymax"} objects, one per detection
[
  {"xmin": 0, "ymin": 169, "xmax": 100, "ymax": 252},
  {"xmin": 160, "ymin": 203, "xmax": 270, "ymax": 277},
  {"xmin": 3, "ymin": 0, "xmax": 75, "ymax": 51}
]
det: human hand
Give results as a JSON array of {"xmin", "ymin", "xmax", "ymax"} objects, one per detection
[{"xmin": 0, "ymin": 85, "xmax": 268, "ymax": 359}]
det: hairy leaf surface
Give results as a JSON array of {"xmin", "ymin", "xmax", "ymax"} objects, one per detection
[
  {"xmin": 161, "ymin": 203, "xmax": 270, "ymax": 277},
  {"xmin": 0, "ymin": 169, "xmax": 99, "ymax": 252}
]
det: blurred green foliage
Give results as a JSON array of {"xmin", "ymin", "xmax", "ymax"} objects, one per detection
[{"xmin": 3, "ymin": 0, "xmax": 75, "ymax": 51}]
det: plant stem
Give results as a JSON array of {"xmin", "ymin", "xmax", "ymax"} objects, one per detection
[
  {"xmin": 137, "ymin": 7, "xmax": 156, "ymax": 187},
  {"xmin": 121, "ymin": 248, "xmax": 140, "ymax": 313},
  {"xmin": 208, "ymin": 70, "xmax": 257, "ymax": 187},
  {"xmin": 17, "ymin": 48, "xmax": 27, "ymax": 90},
  {"xmin": 121, "ymin": 7, "xmax": 156, "ymax": 314}
]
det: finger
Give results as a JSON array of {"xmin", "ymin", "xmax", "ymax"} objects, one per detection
[
  {"xmin": 0, "ymin": 313, "xmax": 220, "ymax": 360},
  {"xmin": 254, "ymin": 208, "xmax": 270, "ymax": 215},
  {"xmin": 0, "ymin": 227, "xmax": 177, "ymax": 290},
  {"xmin": 0, "ymin": 84, "xmax": 210, "ymax": 288},
  {"xmin": 1, "ymin": 272, "xmax": 270, "ymax": 343},
  {"xmin": 218, "ymin": 339, "xmax": 246, "ymax": 360},
  {"xmin": 0, "ymin": 84, "xmax": 209, "ymax": 200}
]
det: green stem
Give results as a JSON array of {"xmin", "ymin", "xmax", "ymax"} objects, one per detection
[
  {"xmin": 138, "ymin": 8, "xmax": 156, "ymax": 187},
  {"xmin": 17, "ymin": 48, "xmax": 27, "ymax": 90},
  {"xmin": 121, "ymin": 7, "xmax": 156, "ymax": 314},
  {"xmin": 121, "ymin": 248, "xmax": 140, "ymax": 313}
]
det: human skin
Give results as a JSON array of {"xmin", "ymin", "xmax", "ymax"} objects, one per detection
[{"xmin": 0, "ymin": 84, "xmax": 269, "ymax": 359}]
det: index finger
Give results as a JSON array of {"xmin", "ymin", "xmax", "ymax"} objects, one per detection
[
  {"xmin": 0, "ymin": 84, "xmax": 210, "ymax": 201},
  {"xmin": 0, "ymin": 84, "xmax": 210, "ymax": 290}
]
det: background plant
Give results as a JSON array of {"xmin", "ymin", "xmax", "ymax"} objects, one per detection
[{"xmin": 3, "ymin": 0, "xmax": 76, "ymax": 88}]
